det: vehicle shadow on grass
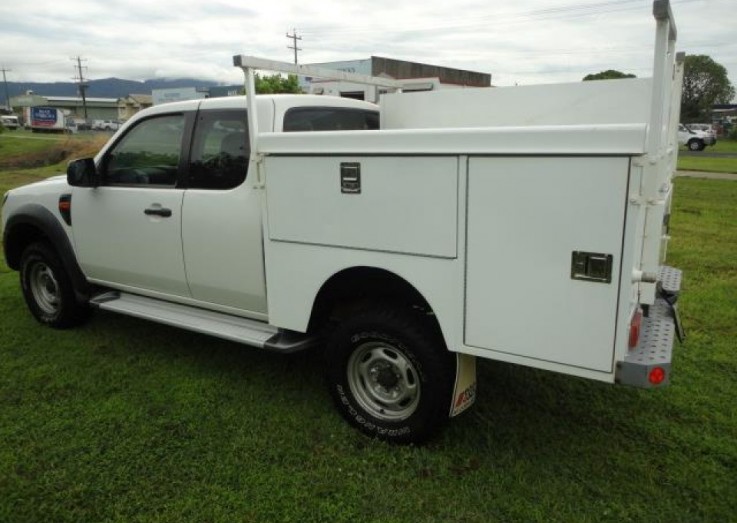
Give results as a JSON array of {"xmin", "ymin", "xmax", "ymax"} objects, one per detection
[{"xmin": 86, "ymin": 309, "xmax": 666, "ymax": 458}]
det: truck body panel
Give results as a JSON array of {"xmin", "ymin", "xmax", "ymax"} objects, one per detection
[
  {"xmin": 381, "ymin": 78, "xmax": 653, "ymax": 130},
  {"xmin": 464, "ymin": 156, "xmax": 629, "ymax": 373},
  {"xmin": 265, "ymin": 156, "xmax": 459, "ymax": 259}
]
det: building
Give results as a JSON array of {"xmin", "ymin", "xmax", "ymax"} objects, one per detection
[
  {"xmin": 299, "ymin": 56, "xmax": 491, "ymax": 102},
  {"xmin": 9, "ymin": 92, "xmax": 157, "ymax": 123},
  {"xmin": 151, "ymin": 86, "xmax": 244, "ymax": 105},
  {"xmin": 118, "ymin": 94, "xmax": 153, "ymax": 121},
  {"xmin": 9, "ymin": 93, "xmax": 119, "ymax": 122}
]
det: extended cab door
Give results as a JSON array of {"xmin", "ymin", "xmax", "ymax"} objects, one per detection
[
  {"xmin": 72, "ymin": 112, "xmax": 193, "ymax": 297},
  {"xmin": 181, "ymin": 108, "xmax": 268, "ymax": 314}
]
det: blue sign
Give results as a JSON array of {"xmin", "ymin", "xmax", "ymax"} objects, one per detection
[{"xmin": 31, "ymin": 107, "xmax": 58, "ymax": 127}]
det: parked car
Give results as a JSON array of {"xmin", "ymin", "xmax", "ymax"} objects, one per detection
[
  {"xmin": 0, "ymin": 115, "xmax": 20, "ymax": 130},
  {"xmin": 92, "ymin": 119, "xmax": 120, "ymax": 131},
  {"xmin": 678, "ymin": 123, "xmax": 715, "ymax": 151},
  {"xmin": 687, "ymin": 123, "xmax": 717, "ymax": 141}
]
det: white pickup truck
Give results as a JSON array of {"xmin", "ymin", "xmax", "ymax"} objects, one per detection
[
  {"xmin": 2, "ymin": 1, "xmax": 684, "ymax": 443},
  {"xmin": 678, "ymin": 123, "xmax": 716, "ymax": 151}
]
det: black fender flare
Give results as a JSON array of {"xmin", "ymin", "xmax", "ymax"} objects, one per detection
[{"xmin": 3, "ymin": 203, "xmax": 90, "ymax": 301}]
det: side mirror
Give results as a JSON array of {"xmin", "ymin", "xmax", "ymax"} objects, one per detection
[{"xmin": 67, "ymin": 158, "xmax": 98, "ymax": 187}]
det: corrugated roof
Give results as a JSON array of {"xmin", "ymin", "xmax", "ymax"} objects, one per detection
[{"xmin": 46, "ymin": 96, "xmax": 118, "ymax": 103}]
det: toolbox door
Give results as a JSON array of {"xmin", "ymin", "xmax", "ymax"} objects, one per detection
[{"xmin": 464, "ymin": 156, "xmax": 629, "ymax": 372}]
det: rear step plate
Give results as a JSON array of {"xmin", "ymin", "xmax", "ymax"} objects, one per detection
[{"xmin": 90, "ymin": 292, "xmax": 317, "ymax": 352}]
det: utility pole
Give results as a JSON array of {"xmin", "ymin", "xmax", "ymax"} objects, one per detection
[
  {"xmin": 72, "ymin": 56, "xmax": 89, "ymax": 120},
  {"xmin": 286, "ymin": 29, "xmax": 302, "ymax": 64},
  {"xmin": 1, "ymin": 66, "xmax": 11, "ymax": 111}
]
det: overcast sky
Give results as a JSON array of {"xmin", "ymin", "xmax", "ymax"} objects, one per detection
[{"xmin": 0, "ymin": 0, "xmax": 734, "ymax": 91}]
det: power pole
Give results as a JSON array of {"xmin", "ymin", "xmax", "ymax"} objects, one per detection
[
  {"xmin": 72, "ymin": 56, "xmax": 89, "ymax": 120},
  {"xmin": 1, "ymin": 66, "xmax": 11, "ymax": 111},
  {"xmin": 286, "ymin": 29, "xmax": 302, "ymax": 64}
]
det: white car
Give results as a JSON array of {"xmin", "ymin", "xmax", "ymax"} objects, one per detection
[
  {"xmin": 1, "ymin": 114, "xmax": 20, "ymax": 130},
  {"xmin": 92, "ymin": 119, "xmax": 121, "ymax": 131},
  {"xmin": 687, "ymin": 123, "xmax": 717, "ymax": 141},
  {"xmin": 678, "ymin": 123, "xmax": 716, "ymax": 151}
]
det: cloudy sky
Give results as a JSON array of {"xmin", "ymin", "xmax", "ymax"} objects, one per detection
[{"xmin": 0, "ymin": 0, "xmax": 734, "ymax": 89}]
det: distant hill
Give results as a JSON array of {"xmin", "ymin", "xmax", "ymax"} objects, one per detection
[{"xmin": 2, "ymin": 77, "xmax": 221, "ymax": 103}]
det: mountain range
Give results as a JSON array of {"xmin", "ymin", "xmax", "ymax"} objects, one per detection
[{"xmin": 2, "ymin": 77, "xmax": 222, "ymax": 103}]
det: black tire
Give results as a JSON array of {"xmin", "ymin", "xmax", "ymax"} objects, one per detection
[
  {"xmin": 325, "ymin": 305, "xmax": 456, "ymax": 444},
  {"xmin": 20, "ymin": 241, "xmax": 91, "ymax": 329},
  {"xmin": 687, "ymin": 139, "xmax": 703, "ymax": 151}
]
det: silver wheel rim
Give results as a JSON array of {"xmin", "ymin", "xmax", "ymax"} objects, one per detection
[
  {"xmin": 347, "ymin": 341, "xmax": 421, "ymax": 421},
  {"xmin": 29, "ymin": 262, "xmax": 60, "ymax": 315}
]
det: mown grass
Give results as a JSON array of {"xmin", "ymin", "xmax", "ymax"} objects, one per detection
[
  {"xmin": 0, "ymin": 147, "xmax": 736, "ymax": 521},
  {"xmin": 677, "ymin": 138, "xmax": 737, "ymax": 174},
  {"xmin": 677, "ymin": 155, "xmax": 737, "ymax": 174},
  {"xmin": 709, "ymin": 139, "xmax": 737, "ymax": 153}
]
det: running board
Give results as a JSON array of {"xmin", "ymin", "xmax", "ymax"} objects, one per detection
[{"xmin": 90, "ymin": 292, "xmax": 319, "ymax": 352}]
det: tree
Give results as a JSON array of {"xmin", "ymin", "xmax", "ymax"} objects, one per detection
[
  {"xmin": 681, "ymin": 55, "xmax": 735, "ymax": 122},
  {"xmin": 238, "ymin": 74, "xmax": 301, "ymax": 95},
  {"xmin": 239, "ymin": 73, "xmax": 301, "ymax": 94},
  {"xmin": 583, "ymin": 70, "xmax": 636, "ymax": 81}
]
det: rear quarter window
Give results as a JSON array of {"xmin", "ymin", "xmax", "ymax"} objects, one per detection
[{"xmin": 283, "ymin": 107, "xmax": 379, "ymax": 132}]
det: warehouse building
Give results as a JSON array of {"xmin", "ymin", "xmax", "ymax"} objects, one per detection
[
  {"xmin": 299, "ymin": 56, "xmax": 492, "ymax": 102},
  {"xmin": 9, "ymin": 93, "xmax": 119, "ymax": 121},
  {"xmin": 9, "ymin": 92, "xmax": 153, "ymax": 123}
]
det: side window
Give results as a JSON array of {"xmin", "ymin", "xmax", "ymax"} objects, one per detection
[
  {"xmin": 104, "ymin": 114, "xmax": 184, "ymax": 186},
  {"xmin": 283, "ymin": 108, "xmax": 379, "ymax": 132},
  {"xmin": 189, "ymin": 110, "xmax": 249, "ymax": 190}
]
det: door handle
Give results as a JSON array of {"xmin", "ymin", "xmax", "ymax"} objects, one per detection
[{"xmin": 144, "ymin": 207, "xmax": 172, "ymax": 217}]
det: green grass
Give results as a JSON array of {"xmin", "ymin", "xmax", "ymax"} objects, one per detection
[
  {"xmin": 677, "ymin": 155, "xmax": 737, "ymax": 174},
  {"xmin": 677, "ymin": 139, "xmax": 737, "ymax": 174},
  {"xmin": 710, "ymin": 139, "xmax": 737, "ymax": 153},
  {"xmin": 0, "ymin": 132, "xmax": 106, "ymax": 195},
  {"xmin": 1, "ymin": 154, "xmax": 736, "ymax": 521}
]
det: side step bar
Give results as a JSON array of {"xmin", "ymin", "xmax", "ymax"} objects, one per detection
[{"xmin": 90, "ymin": 292, "xmax": 319, "ymax": 353}]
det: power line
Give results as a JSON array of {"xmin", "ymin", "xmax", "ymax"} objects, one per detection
[{"xmin": 286, "ymin": 29, "xmax": 302, "ymax": 64}]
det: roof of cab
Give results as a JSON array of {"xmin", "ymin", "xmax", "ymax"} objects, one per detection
[{"xmin": 142, "ymin": 94, "xmax": 377, "ymax": 115}]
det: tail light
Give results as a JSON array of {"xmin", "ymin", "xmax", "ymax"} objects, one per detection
[
  {"xmin": 649, "ymin": 367, "xmax": 666, "ymax": 385},
  {"xmin": 629, "ymin": 308, "xmax": 642, "ymax": 349}
]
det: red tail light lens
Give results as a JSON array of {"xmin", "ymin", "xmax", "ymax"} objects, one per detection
[
  {"xmin": 649, "ymin": 367, "xmax": 666, "ymax": 385},
  {"xmin": 629, "ymin": 308, "xmax": 642, "ymax": 349}
]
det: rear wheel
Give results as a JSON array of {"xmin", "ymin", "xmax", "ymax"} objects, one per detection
[
  {"xmin": 325, "ymin": 305, "xmax": 456, "ymax": 443},
  {"xmin": 20, "ymin": 241, "xmax": 90, "ymax": 329}
]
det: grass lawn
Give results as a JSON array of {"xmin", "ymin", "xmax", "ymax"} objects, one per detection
[
  {"xmin": 709, "ymin": 139, "xmax": 737, "ymax": 153},
  {"xmin": 677, "ymin": 155, "xmax": 737, "ymax": 174},
  {"xmin": 677, "ymin": 139, "xmax": 737, "ymax": 174},
  {"xmin": 1, "ymin": 153, "xmax": 736, "ymax": 521}
]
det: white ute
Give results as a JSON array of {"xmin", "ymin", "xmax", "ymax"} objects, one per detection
[{"xmin": 1, "ymin": 1, "xmax": 684, "ymax": 443}]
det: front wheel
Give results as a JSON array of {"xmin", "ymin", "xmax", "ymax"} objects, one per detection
[
  {"xmin": 20, "ymin": 241, "xmax": 90, "ymax": 329},
  {"xmin": 325, "ymin": 306, "xmax": 456, "ymax": 443},
  {"xmin": 687, "ymin": 139, "xmax": 703, "ymax": 151}
]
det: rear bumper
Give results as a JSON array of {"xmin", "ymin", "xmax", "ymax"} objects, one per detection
[{"xmin": 615, "ymin": 266, "xmax": 682, "ymax": 388}]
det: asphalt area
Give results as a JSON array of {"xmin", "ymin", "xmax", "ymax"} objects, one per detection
[
  {"xmin": 680, "ymin": 150, "xmax": 737, "ymax": 158},
  {"xmin": 676, "ymin": 170, "xmax": 737, "ymax": 181}
]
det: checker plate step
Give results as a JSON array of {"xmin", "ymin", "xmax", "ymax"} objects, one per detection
[{"xmin": 658, "ymin": 265, "xmax": 682, "ymax": 295}]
